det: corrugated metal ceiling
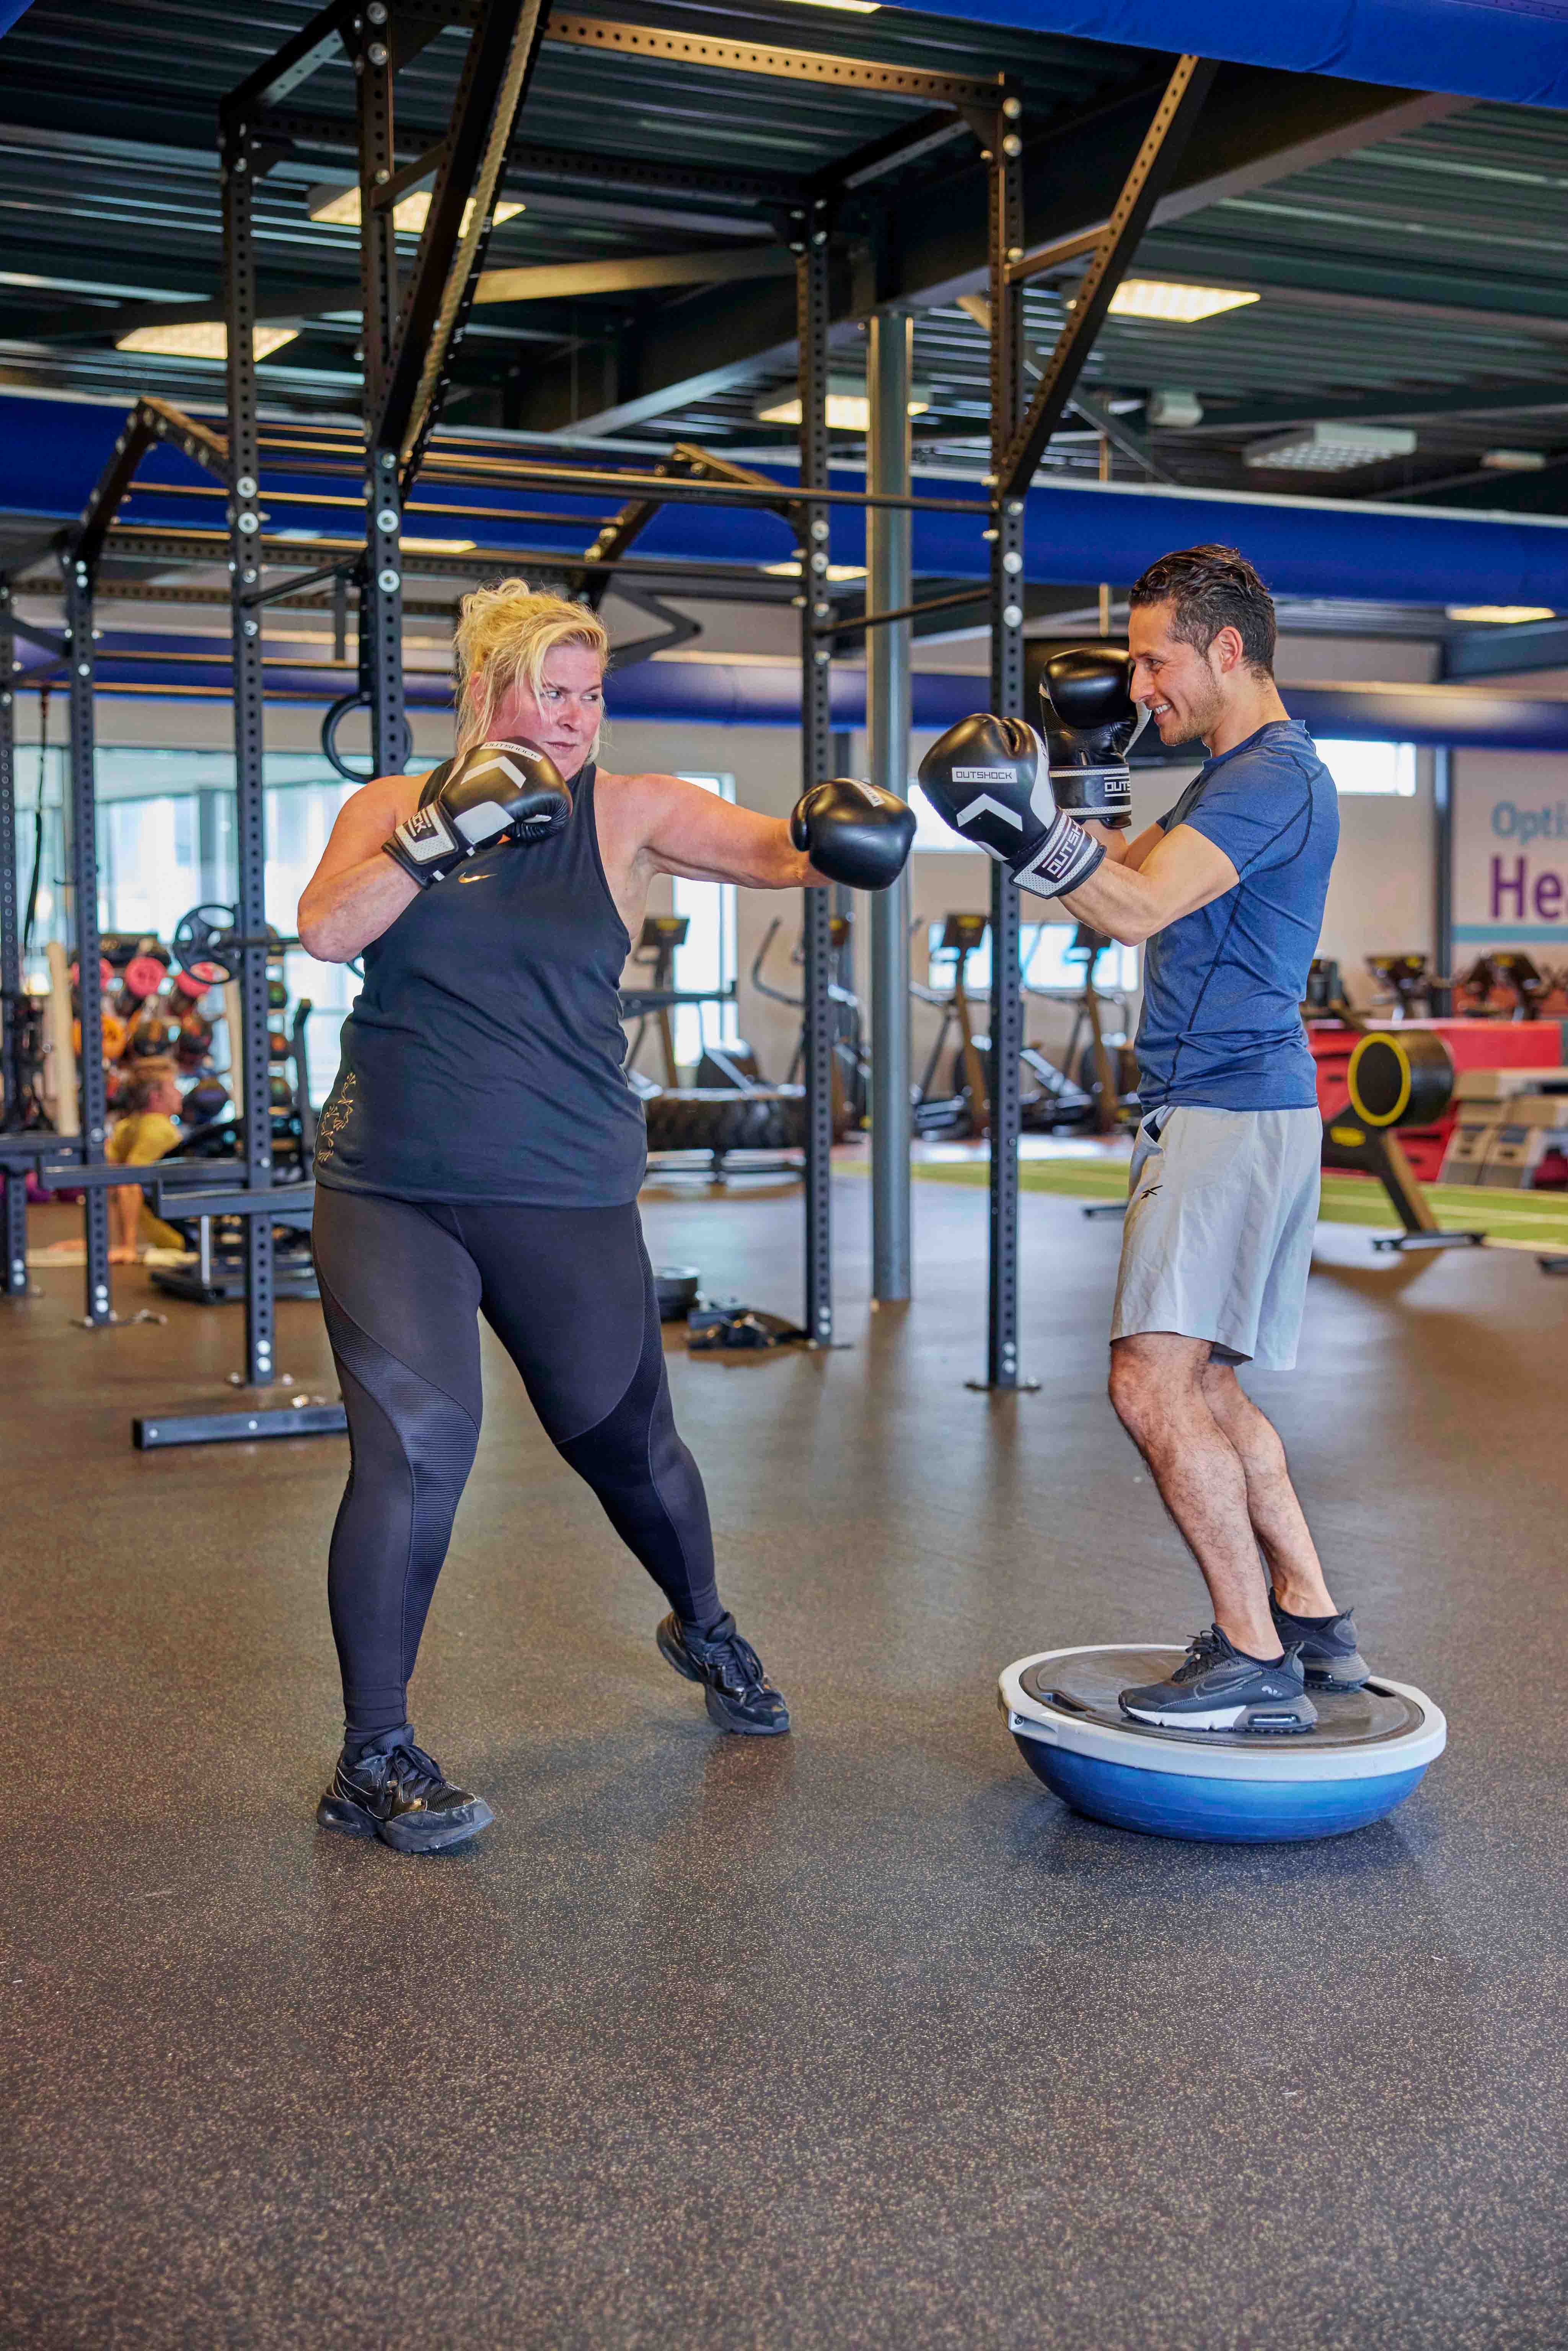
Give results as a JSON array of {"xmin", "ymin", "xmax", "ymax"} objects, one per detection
[{"xmin": 0, "ymin": 1, "xmax": 1566, "ymax": 516}]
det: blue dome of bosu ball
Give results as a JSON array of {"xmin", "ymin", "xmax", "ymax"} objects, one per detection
[{"xmin": 999, "ymin": 1646, "xmax": 1446, "ymax": 1844}]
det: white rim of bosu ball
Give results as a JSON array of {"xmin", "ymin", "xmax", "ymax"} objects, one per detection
[{"xmin": 999, "ymin": 1646, "xmax": 1447, "ymax": 1844}]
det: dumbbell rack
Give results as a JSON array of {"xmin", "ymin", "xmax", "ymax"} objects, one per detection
[{"xmin": 147, "ymin": 955, "xmax": 320, "ymax": 1311}]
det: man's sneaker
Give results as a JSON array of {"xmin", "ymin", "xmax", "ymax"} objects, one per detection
[
  {"xmin": 655, "ymin": 1610, "xmax": 791, "ymax": 1735},
  {"xmin": 1270, "ymin": 1594, "xmax": 1371, "ymax": 1691},
  {"xmin": 316, "ymin": 1724, "xmax": 494, "ymax": 1854},
  {"xmin": 1119, "ymin": 1626, "xmax": 1318, "ymax": 1734}
]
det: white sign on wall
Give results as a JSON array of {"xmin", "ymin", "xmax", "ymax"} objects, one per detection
[{"xmin": 1453, "ymin": 754, "xmax": 1568, "ymax": 957}]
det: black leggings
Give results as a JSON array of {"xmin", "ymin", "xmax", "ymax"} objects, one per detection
[{"xmin": 313, "ymin": 1186, "xmax": 719, "ymax": 1740}]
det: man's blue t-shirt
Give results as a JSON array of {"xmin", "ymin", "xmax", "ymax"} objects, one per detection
[{"xmin": 1135, "ymin": 718, "xmax": 1338, "ymax": 1112}]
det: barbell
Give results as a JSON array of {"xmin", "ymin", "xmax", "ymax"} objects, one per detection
[
  {"xmin": 170, "ymin": 903, "xmax": 362, "ymax": 986},
  {"xmin": 171, "ymin": 903, "xmax": 285, "ymax": 985}
]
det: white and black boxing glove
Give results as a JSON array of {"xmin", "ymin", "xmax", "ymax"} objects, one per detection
[
  {"xmin": 790, "ymin": 776, "xmax": 916, "ymax": 890},
  {"xmin": 916, "ymin": 712, "xmax": 1105, "ymax": 900},
  {"xmin": 1039, "ymin": 647, "xmax": 1146, "ymax": 829},
  {"xmin": 383, "ymin": 739, "xmax": 572, "ymax": 887}
]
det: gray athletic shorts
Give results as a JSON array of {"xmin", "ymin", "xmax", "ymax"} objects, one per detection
[{"xmin": 1110, "ymin": 1104, "xmax": 1322, "ymax": 1371}]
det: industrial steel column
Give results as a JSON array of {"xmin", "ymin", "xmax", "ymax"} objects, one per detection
[
  {"xmin": 796, "ymin": 218, "xmax": 834, "ymax": 1345},
  {"xmin": 221, "ymin": 111, "xmax": 277, "ymax": 1386},
  {"xmin": 1433, "ymin": 745, "xmax": 1454, "ymax": 1016},
  {"xmin": 0, "ymin": 582, "xmax": 26, "ymax": 1292},
  {"xmin": 982, "ymin": 106, "xmax": 1029, "ymax": 1389},
  {"xmin": 62, "ymin": 549, "xmax": 112, "ymax": 1326},
  {"xmin": 357, "ymin": 12, "xmax": 409, "ymax": 778},
  {"xmin": 866, "ymin": 311, "xmax": 912, "ymax": 1301}
]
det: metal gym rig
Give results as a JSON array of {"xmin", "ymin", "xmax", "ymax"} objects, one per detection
[{"xmin": 0, "ymin": 0, "xmax": 1217, "ymax": 1440}]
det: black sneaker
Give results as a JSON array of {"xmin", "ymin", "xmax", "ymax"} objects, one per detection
[
  {"xmin": 316, "ymin": 1724, "xmax": 495, "ymax": 1854},
  {"xmin": 655, "ymin": 1610, "xmax": 791, "ymax": 1735},
  {"xmin": 1270, "ymin": 1594, "xmax": 1371, "ymax": 1691},
  {"xmin": 1119, "ymin": 1626, "xmax": 1318, "ymax": 1734}
]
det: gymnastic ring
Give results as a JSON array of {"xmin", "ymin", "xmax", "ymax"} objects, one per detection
[{"xmin": 321, "ymin": 694, "xmax": 413, "ymax": 784}]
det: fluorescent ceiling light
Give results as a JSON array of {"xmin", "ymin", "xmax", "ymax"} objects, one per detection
[
  {"xmin": 761, "ymin": 559, "xmax": 867, "ymax": 581},
  {"xmin": 756, "ymin": 373, "xmax": 931, "ymax": 431},
  {"xmin": 1480, "ymin": 448, "xmax": 1547, "ymax": 472},
  {"xmin": 310, "ymin": 185, "xmax": 524, "ymax": 234},
  {"xmin": 116, "ymin": 323, "xmax": 297, "ymax": 361},
  {"xmin": 401, "ymin": 535, "xmax": 476, "ymax": 553},
  {"xmin": 1105, "ymin": 279, "xmax": 1258, "ymax": 324},
  {"xmin": 1244, "ymin": 421, "xmax": 1416, "ymax": 472},
  {"xmin": 1446, "ymin": 604, "xmax": 1555, "ymax": 624}
]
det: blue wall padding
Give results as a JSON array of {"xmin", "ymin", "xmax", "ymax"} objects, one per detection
[
  {"xmin": 879, "ymin": 0, "xmax": 1568, "ymax": 109},
  {"xmin": 7, "ymin": 393, "xmax": 1568, "ymax": 611}
]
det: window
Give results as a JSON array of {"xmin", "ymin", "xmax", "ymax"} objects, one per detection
[
  {"xmin": 925, "ymin": 920, "xmax": 1138, "ymax": 997},
  {"xmin": 1316, "ymin": 740, "xmax": 1415, "ymax": 797},
  {"xmin": 8, "ymin": 745, "xmax": 368, "ymax": 1101},
  {"xmin": 669, "ymin": 773, "xmax": 740, "ymax": 1069},
  {"xmin": 101, "ymin": 795, "xmax": 204, "ymax": 944}
]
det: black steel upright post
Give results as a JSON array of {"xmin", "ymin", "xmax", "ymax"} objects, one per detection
[
  {"xmin": 983, "ymin": 104, "xmax": 1030, "ymax": 1390},
  {"xmin": 221, "ymin": 112, "xmax": 277, "ymax": 1385},
  {"xmin": 1433, "ymin": 745, "xmax": 1454, "ymax": 1016},
  {"xmin": 62, "ymin": 548, "xmax": 111, "ymax": 1325},
  {"xmin": 0, "ymin": 580, "xmax": 26, "ymax": 1292},
  {"xmin": 796, "ymin": 218, "xmax": 834, "ymax": 1346},
  {"xmin": 357, "ymin": 12, "xmax": 408, "ymax": 777},
  {"xmin": 867, "ymin": 312, "xmax": 913, "ymax": 1304}
]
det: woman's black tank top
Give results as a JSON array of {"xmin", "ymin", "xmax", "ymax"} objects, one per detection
[{"xmin": 313, "ymin": 760, "xmax": 646, "ymax": 1205}]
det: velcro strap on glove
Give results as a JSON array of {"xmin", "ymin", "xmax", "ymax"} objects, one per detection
[
  {"xmin": 391, "ymin": 799, "xmax": 462, "ymax": 869},
  {"xmin": 1011, "ymin": 809, "xmax": 1105, "ymax": 900}
]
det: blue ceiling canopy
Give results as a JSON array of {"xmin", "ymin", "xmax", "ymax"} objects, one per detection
[
  {"xmin": 883, "ymin": 0, "xmax": 1568, "ymax": 109},
  {"xmin": 3, "ymin": 387, "xmax": 1568, "ymax": 613}
]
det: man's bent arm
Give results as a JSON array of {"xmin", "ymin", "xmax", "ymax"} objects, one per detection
[{"xmin": 1062, "ymin": 821, "xmax": 1238, "ymax": 947}]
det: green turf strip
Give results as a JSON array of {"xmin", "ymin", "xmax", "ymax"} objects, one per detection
[{"xmin": 859, "ymin": 1155, "xmax": 1568, "ymax": 1250}]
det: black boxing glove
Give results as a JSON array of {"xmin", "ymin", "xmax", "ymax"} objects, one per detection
[
  {"xmin": 915, "ymin": 712, "xmax": 1104, "ymax": 900},
  {"xmin": 1039, "ymin": 648, "xmax": 1146, "ymax": 827},
  {"xmin": 383, "ymin": 739, "xmax": 571, "ymax": 886},
  {"xmin": 790, "ymin": 776, "xmax": 916, "ymax": 891}
]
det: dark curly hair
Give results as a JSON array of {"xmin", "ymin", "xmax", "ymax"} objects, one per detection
[{"xmin": 1128, "ymin": 544, "xmax": 1276, "ymax": 677}]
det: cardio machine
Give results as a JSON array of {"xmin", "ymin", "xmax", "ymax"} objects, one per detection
[
  {"xmin": 749, "ymin": 911, "xmax": 867, "ymax": 1132},
  {"xmin": 911, "ymin": 913, "xmax": 991, "ymax": 1138}
]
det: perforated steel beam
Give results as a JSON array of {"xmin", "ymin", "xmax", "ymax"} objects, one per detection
[
  {"xmin": 984, "ymin": 106, "xmax": 1028, "ymax": 1392},
  {"xmin": 543, "ymin": 15, "xmax": 1000, "ymax": 109},
  {"xmin": 0, "ymin": 581, "xmax": 26, "ymax": 1294},
  {"xmin": 866, "ymin": 313, "xmax": 913, "ymax": 1305},
  {"xmin": 61, "ymin": 546, "xmax": 112, "ymax": 1326},
  {"xmin": 221, "ymin": 111, "xmax": 279, "ymax": 1387},
  {"xmin": 999, "ymin": 56, "xmax": 1217, "ymax": 502},
  {"xmin": 797, "ymin": 220, "xmax": 835, "ymax": 1349},
  {"xmin": 370, "ymin": 0, "xmax": 549, "ymax": 478}
]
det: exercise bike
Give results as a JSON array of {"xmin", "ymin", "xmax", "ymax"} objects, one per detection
[
  {"xmin": 750, "ymin": 911, "xmax": 868, "ymax": 1133},
  {"xmin": 911, "ymin": 913, "xmax": 991, "ymax": 1138}
]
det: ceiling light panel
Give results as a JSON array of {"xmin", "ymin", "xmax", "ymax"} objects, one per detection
[
  {"xmin": 1446, "ymin": 605, "xmax": 1556, "ymax": 624},
  {"xmin": 309, "ymin": 186, "xmax": 523, "ymax": 234},
  {"xmin": 116, "ymin": 323, "xmax": 297, "ymax": 361},
  {"xmin": 1105, "ymin": 280, "xmax": 1259, "ymax": 325},
  {"xmin": 1244, "ymin": 421, "xmax": 1417, "ymax": 472},
  {"xmin": 756, "ymin": 374, "xmax": 931, "ymax": 431}
]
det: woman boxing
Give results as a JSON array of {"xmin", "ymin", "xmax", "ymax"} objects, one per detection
[{"xmin": 297, "ymin": 581, "xmax": 913, "ymax": 1853}]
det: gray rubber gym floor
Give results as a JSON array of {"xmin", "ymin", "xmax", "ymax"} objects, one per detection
[{"xmin": 5, "ymin": 1177, "xmax": 1565, "ymax": 2350}]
